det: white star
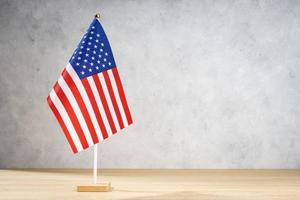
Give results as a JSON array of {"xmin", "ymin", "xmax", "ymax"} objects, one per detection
[
  {"xmin": 95, "ymin": 39, "xmax": 99, "ymax": 43},
  {"xmin": 96, "ymin": 66, "xmax": 99, "ymax": 70},
  {"xmin": 88, "ymin": 42, "xmax": 91, "ymax": 45},
  {"xmin": 105, "ymin": 52, "xmax": 108, "ymax": 56},
  {"xmin": 89, "ymin": 68, "xmax": 92, "ymax": 72},
  {"xmin": 85, "ymin": 53, "xmax": 89, "ymax": 57},
  {"xmin": 81, "ymin": 71, "xmax": 85, "ymax": 75},
  {"xmin": 92, "ymin": 26, "xmax": 95, "ymax": 29},
  {"xmin": 91, "ymin": 31, "xmax": 94, "ymax": 34},
  {"xmin": 108, "ymin": 62, "xmax": 111, "ymax": 65},
  {"xmin": 84, "ymin": 35, "xmax": 87, "ymax": 39},
  {"xmin": 100, "ymin": 49, "xmax": 103, "ymax": 52},
  {"xmin": 84, "ymin": 59, "xmax": 87, "ymax": 63},
  {"xmin": 103, "ymin": 58, "xmax": 107, "ymax": 62},
  {"xmin": 90, "ymin": 62, "xmax": 94, "ymax": 66},
  {"xmin": 98, "ymin": 55, "xmax": 102, "ymax": 58},
  {"xmin": 102, "ymin": 64, "xmax": 105, "ymax": 67},
  {"xmin": 76, "ymin": 63, "xmax": 80, "ymax": 66},
  {"xmin": 79, "ymin": 51, "xmax": 82, "ymax": 54},
  {"xmin": 96, "ymin": 34, "xmax": 100, "ymax": 37},
  {"xmin": 82, "ymin": 41, "xmax": 85, "ymax": 44},
  {"xmin": 97, "ymin": 60, "xmax": 100, "ymax": 64},
  {"xmin": 94, "ymin": 45, "xmax": 97, "ymax": 48},
  {"xmin": 71, "ymin": 56, "xmax": 75, "ymax": 60},
  {"xmin": 101, "ymin": 43, "xmax": 104, "ymax": 46},
  {"xmin": 89, "ymin": 37, "xmax": 92, "ymax": 40},
  {"xmin": 77, "ymin": 57, "xmax": 81, "ymax": 60},
  {"xmin": 80, "ymin": 46, "xmax": 84, "ymax": 49},
  {"xmin": 87, "ymin": 48, "xmax": 90, "ymax": 51},
  {"xmin": 83, "ymin": 65, "xmax": 87, "ymax": 69},
  {"xmin": 93, "ymin": 50, "xmax": 96, "ymax": 54},
  {"xmin": 92, "ymin": 57, "xmax": 95, "ymax": 60}
]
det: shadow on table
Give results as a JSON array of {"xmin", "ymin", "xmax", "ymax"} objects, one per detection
[{"xmin": 121, "ymin": 191, "xmax": 244, "ymax": 200}]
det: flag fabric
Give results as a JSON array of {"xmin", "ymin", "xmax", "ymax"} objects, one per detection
[{"xmin": 47, "ymin": 17, "xmax": 133, "ymax": 153}]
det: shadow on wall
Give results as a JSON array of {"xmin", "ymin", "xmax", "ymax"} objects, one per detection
[{"xmin": 121, "ymin": 191, "xmax": 246, "ymax": 200}]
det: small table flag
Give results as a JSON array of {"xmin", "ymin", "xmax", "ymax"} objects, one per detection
[{"xmin": 47, "ymin": 17, "xmax": 133, "ymax": 153}]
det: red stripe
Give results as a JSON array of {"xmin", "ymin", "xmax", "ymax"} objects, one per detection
[
  {"xmin": 62, "ymin": 70, "xmax": 99, "ymax": 144},
  {"xmin": 82, "ymin": 78, "xmax": 109, "ymax": 139},
  {"xmin": 103, "ymin": 71, "xmax": 125, "ymax": 129},
  {"xmin": 53, "ymin": 83, "xmax": 89, "ymax": 149},
  {"xmin": 112, "ymin": 68, "xmax": 133, "ymax": 125},
  {"xmin": 93, "ymin": 74, "xmax": 117, "ymax": 134},
  {"xmin": 47, "ymin": 95, "xmax": 78, "ymax": 153}
]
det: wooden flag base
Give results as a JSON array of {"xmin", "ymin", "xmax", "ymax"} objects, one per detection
[{"xmin": 77, "ymin": 183, "xmax": 112, "ymax": 192}]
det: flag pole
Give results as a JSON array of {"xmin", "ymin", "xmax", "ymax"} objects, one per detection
[
  {"xmin": 77, "ymin": 12, "xmax": 112, "ymax": 191},
  {"xmin": 93, "ymin": 144, "xmax": 98, "ymax": 184},
  {"xmin": 93, "ymin": 12, "xmax": 100, "ymax": 185}
]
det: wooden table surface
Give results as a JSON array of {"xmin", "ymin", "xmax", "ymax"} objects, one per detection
[{"xmin": 0, "ymin": 169, "xmax": 299, "ymax": 200}]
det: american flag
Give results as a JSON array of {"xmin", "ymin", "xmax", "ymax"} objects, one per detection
[{"xmin": 47, "ymin": 17, "xmax": 133, "ymax": 153}]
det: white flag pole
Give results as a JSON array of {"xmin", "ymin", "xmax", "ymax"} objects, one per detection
[
  {"xmin": 93, "ymin": 144, "xmax": 98, "ymax": 184},
  {"xmin": 76, "ymin": 12, "xmax": 111, "ymax": 192},
  {"xmin": 93, "ymin": 11, "xmax": 100, "ymax": 185}
]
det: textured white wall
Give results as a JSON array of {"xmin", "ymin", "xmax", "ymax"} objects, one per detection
[{"xmin": 0, "ymin": 0, "xmax": 300, "ymax": 168}]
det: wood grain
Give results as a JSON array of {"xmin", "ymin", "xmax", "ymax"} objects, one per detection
[
  {"xmin": 0, "ymin": 169, "xmax": 299, "ymax": 200},
  {"xmin": 77, "ymin": 183, "xmax": 111, "ymax": 192}
]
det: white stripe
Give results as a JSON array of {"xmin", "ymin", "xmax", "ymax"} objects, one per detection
[
  {"xmin": 66, "ymin": 64, "xmax": 103, "ymax": 141},
  {"xmin": 87, "ymin": 77, "xmax": 113, "ymax": 137},
  {"xmin": 49, "ymin": 89, "xmax": 83, "ymax": 152},
  {"xmin": 107, "ymin": 69, "xmax": 128, "ymax": 127},
  {"xmin": 58, "ymin": 76, "xmax": 93, "ymax": 146},
  {"xmin": 98, "ymin": 73, "xmax": 121, "ymax": 131}
]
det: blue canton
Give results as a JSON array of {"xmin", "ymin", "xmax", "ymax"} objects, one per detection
[{"xmin": 69, "ymin": 18, "xmax": 116, "ymax": 79}]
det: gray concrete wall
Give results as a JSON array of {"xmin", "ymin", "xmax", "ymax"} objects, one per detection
[{"xmin": 0, "ymin": 0, "xmax": 300, "ymax": 168}]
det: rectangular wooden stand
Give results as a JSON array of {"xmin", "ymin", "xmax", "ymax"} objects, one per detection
[{"xmin": 77, "ymin": 183, "xmax": 111, "ymax": 192}]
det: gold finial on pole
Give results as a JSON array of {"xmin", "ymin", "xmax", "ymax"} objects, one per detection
[{"xmin": 95, "ymin": 13, "xmax": 101, "ymax": 19}]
